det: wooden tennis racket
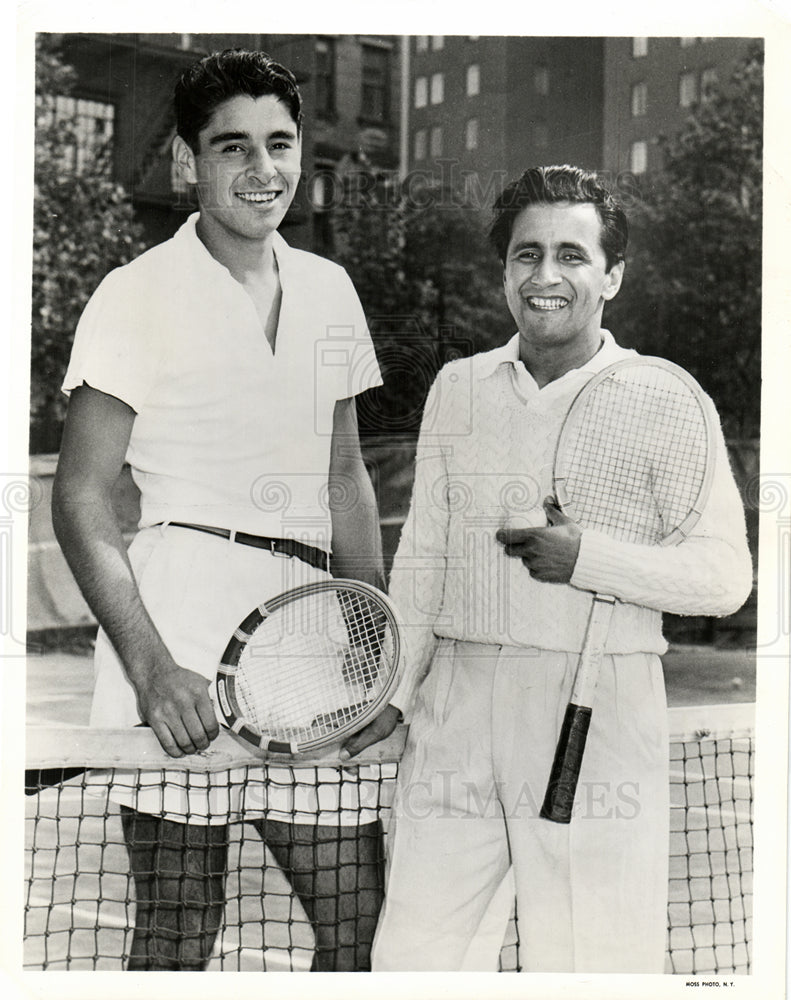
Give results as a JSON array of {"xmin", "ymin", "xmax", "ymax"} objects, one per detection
[
  {"xmin": 214, "ymin": 579, "xmax": 401, "ymax": 756},
  {"xmin": 541, "ymin": 356, "xmax": 716, "ymax": 823}
]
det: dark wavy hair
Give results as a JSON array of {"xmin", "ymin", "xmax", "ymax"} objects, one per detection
[
  {"xmin": 174, "ymin": 49, "xmax": 303, "ymax": 151},
  {"xmin": 489, "ymin": 165, "xmax": 628, "ymax": 271}
]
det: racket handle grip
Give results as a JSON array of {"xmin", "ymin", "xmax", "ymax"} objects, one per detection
[{"xmin": 540, "ymin": 702, "xmax": 592, "ymax": 824}]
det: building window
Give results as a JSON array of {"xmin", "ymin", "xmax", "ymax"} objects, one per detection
[
  {"xmin": 630, "ymin": 140, "xmax": 648, "ymax": 174},
  {"xmin": 414, "ymin": 75, "xmax": 428, "ymax": 109},
  {"xmin": 701, "ymin": 66, "xmax": 719, "ymax": 100},
  {"xmin": 680, "ymin": 37, "xmax": 697, "ymax": 47},
  {"xmin": 430, "ymin": 125, "xmax": 443, "ymax": 158},
  {"xmin": 465, "ymin": 117, "xmax": 478, "ymax": 151},
  {"xmin": 632, "ymin": 37, "xmax": 648, "ymax": 57},
  {"xmin": 431, "ymin": 35, "xmax": 444, "ymax": 51},
  {"xmin": 679, "ymin": 71, "xmax": 698, "ymax": 107},
  {"xmin": 315, "ymin": 38, "xmax": 335, "ymax": 118},
  {"xmin": 466, "ymin": 63, "xmax": 480, "ymax": 97},
  {"xmin": 309, "ymin": 169, "xmax": 336, "ymax": 209},
  {"xmin": 40, "ymin": 95, "xmax": 115, "ymax": 175},
  {"xmin": 361, "ymin": 45, "xmax": 389, "ymax": 122},
  {"xmin": 414, "ymin": 128, "xmax": 427, "ymax": 161},
  {"xmin": 468, "ymin": 35, "xmax": 480, "ymax": 42},
  {"xmin": 416, "ymin": 36, "xmax": 429, "ymax": 53},
  {"xmin": 534, "ymin": 66, "xmax": 550, "ymax": 96},
  {"xmin": 631, "ymin": 81, "xmax": 647, "ymax": 117},
  {"xmin": 310, "ymin": 166, "xmax": 336, "ymax": 252},
  {"xmin": 430, "ymin": 72, "xmax": 444, "ymax": 105}
]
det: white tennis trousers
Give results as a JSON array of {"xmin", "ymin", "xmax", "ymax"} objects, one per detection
[{"xmin": 372, "ymin": 639, "xmax": 669, "ymax": 972}]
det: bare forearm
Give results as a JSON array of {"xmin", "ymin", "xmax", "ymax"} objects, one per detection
[
  {"xmin": 328, "ymin": 397, "xmax": 385, "ymax": 590},
  {"xmin": 53, "ymin": 487, "xmax": 218, "ymax": 754},
  {"xmin": 52, "ymin": 486, "xmax": 170, "ymax": 684},
  {"xmin": 330, "ymin": 466, "xmax": 385, "ymax": 590}
]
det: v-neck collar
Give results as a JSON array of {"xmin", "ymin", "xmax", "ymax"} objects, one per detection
[{"xmin": 178, "ymin": 214, "xmax": 291, "ymax": 358}]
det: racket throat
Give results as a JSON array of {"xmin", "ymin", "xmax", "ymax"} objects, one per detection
[{"xmin": 569, "ymin": 593, "xmax": 616, "ymax": 704}]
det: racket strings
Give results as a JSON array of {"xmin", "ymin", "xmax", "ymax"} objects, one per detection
[
  {"xmin": 233, "ymin": 590, "xmax": 396, "ymax": 744},
  {"xmin": 558, "ymin": 367, "xmax": 709, "ymax": 544}
]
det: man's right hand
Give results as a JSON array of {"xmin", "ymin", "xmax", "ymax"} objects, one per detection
[{"xmin": 134, "ymin": 660, "xmax": 220, "ymax": 757}]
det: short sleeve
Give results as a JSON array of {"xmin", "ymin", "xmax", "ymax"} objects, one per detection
[
  {"xmin": 316, "ymin": 267, "xmax": 382, "ymax": 402},
  {"xmin": 62, "ymin": 266, "xmax": 162, "ymax": 413}
]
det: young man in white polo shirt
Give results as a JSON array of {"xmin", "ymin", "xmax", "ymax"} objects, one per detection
[{"xmin": 53, "ymin": 49, "xmax": 393, "ymax": 971}]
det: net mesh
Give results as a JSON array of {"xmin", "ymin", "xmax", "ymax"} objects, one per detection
[
  {"xmin": 665, "ymin": 707, "xmax": 753, "ymax": 975},
  {"xmin": 24, "ymin": 705, "xmax": 753, "ymax": 973}
]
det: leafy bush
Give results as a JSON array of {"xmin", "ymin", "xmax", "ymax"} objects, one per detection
[
  {"xmin": 607, "ymin": 44, "xmax": 763, "ymax": 439},
  {"xmin": 331, "ymin": 173, "xmax": 512, "ymax": 436},
  {"xmin": 31, "ymin": 37, "xmax": 146, "ymax": 453}
]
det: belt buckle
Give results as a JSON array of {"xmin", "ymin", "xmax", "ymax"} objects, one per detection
[{"xmin": 269, "ymin": 539, "xmax": 292, "ymax": 559}]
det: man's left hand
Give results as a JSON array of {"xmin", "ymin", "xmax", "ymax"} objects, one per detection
[
  {"xmin": 339, "ymin": 704, "xmax": 402, "ymax": 761},
  {"xmin": 496, "ymin": 497, "xmax": 582, "ymax": 583}
]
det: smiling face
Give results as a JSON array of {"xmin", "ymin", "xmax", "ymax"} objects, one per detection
[
  {"xmin": 503, "ymin": 201, "xmax": 624, "ymax": 372},
  {"xmin": 173, "ymin": 93, "xmax": 302, "ymax": 250}
]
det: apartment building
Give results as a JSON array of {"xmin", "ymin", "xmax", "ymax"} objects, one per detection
[
  {"xmin": 46, "ymin": 33, "xmax": 759, "ymax": 244},
  {"xmin": 602, "ymin": 35, "xmax": 759, "ymax": 176},
  {"xmin": 404, "ymin": 34, "xmax": 758, "ymax": 206},
  {"xmin": 407, "ymin": 34, "xmax": 605, "ymax": 208},
  {"xmin": 47, "ymin": 32, "xmax": 401, "ymax": 251}
]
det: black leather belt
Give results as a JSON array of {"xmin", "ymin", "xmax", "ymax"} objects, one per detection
[{"xmin": 165, "ymin": 522, "xmax": 329, "ymax": 573}]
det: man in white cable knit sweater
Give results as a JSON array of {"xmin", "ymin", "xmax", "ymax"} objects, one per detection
[{"xmin": 368, "ymin": 165, "xmax": 752, "ymax": 972}]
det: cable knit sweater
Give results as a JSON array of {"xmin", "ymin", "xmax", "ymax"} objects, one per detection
[{"xmin": 388, "ymin": 331, "xmax": 753, "ymax": 717}]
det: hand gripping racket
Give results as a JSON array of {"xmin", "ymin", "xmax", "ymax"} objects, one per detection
[
  {"xmin": 214, "ymin": 579, "xmax": 401, "ymax": 756},
  {"xmin": 540, "ymin": 357, "xmax": 716, "ymax": 823}
]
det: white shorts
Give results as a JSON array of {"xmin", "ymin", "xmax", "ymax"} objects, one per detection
[{"xmin": 91, "ymin": 524, "xmax": 392, "ymax": 826}]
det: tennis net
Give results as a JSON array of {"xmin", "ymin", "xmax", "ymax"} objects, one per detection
[{"xmin": 24, "ymin": 703, "xmax": 753, "ymax": 973}]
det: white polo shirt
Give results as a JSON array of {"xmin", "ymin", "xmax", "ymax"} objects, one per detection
[{"xmin": 63, "ymin": 215, "xmax": 382, "ymax": 548}]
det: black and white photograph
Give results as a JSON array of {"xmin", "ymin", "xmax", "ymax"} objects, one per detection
[{"xmin": 3, "ymin": 3, "xmax": 790, "ymax": 999}]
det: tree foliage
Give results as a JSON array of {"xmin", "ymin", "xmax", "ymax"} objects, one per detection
[
  {"xmin": 331, "ymin": 175, "xmax": 512, "ymax": 436},
  {"xmin": 31, "ymin": 36, "xmax": 147, "ymax": 453},
  {"xmin": 607, "ymin": 44, "xmax": 763, "ymax": 438}
]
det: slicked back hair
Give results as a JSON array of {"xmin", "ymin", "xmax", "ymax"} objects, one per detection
[
  {"xmin": 490, "ymin": 165, "xmax": 628, "ymax": 271},
  {"xmin": 174, "ymin": 48, "xmax": 303, "ymax": 151}
]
